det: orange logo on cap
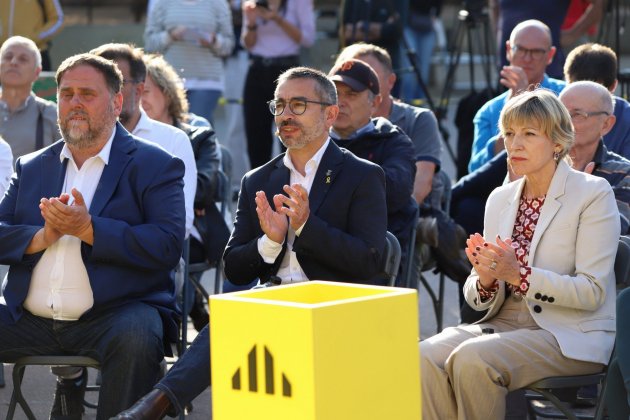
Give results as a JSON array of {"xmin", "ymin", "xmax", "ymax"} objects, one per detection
[{"xmin": 340, "ymin": 61, "xmax": 354, "ymax": 71}]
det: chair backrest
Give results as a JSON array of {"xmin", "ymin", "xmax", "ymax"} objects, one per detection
[
  {"xmin": 383, "ymin": 231, "xmax": 402, "ymax": 287},
  {"xmin": 217, "ymin": 143, "xmax": 233, "ymax": 218},
  {"xmin": 615, "ymin": 237, "xmax": 630, "ymax": 290},
  {"xmin": 400, "ymin": 205, "xmax": 419, "ymax": 288},
  {"xmin": 522, "ymin": 237, "xmax": 630, "ymax": 419}
]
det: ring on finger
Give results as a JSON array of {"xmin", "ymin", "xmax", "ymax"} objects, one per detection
[{"xmin": 490, "ymin": 260, "xmax": 498, "ymax": 270}]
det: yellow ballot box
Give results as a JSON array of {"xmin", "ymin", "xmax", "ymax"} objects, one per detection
[{"xmin": 210, "ymin": 281, "xmax": 421, "ymax": 420}]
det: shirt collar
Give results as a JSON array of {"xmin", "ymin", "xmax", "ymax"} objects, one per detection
[
  {"xmin": 330, "ymin": 120, "xmax": 375, "ymax": 140},
  {"xmin": 131, "ymin": 108, "xmax": 152, "ymax": 135},
  {"xmin": 0, "ymin": 91, "xmax": 35, "ymax": 113},
  {"xmin": 283, "ymin": 138, "xmax": 330, "ymax": 175},
  {"xmin": 592, "ymin": 139, "xmax": 607, "ymax": 165},
  {"xmin": 60, "ymin": 127, "xmax": 116, "ymax": 165}
]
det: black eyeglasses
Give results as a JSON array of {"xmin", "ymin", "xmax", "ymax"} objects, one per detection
[
  {"xmin": 570, "ymin": 110, "xmax": 610, "ymax": 122},
  {"xmin": 511, "ymin": 45, "xmax": 549, "ymax": 60},
  {"xmin": 267, "ymin": 98, "xmax": 333, "ymax": 116}
]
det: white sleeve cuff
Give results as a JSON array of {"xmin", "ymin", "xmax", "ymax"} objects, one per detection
[
  {"xmin": 257, "ymin": 234, "xmax": 284, "ymax": 263},
  {"xmin": 295, "ymin": 222, "xmax": 306, "ymax": 236}
]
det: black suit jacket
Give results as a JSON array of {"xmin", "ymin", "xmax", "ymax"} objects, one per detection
[{"xmin": 223, "ymin": 141, "xmax": 387, "ymax": 285}]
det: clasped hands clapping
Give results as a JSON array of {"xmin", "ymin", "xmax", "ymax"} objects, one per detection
[
  {"xmin": 255, "ymin": 184, "xmax": 309, "ymax": 244},
  {"xmin": 465, "ymin": 233, "xmax": 522, "ymax": 289},
  {"xmin": 39, "ymin": 187, "xmax": 93, "ymax": 247}
]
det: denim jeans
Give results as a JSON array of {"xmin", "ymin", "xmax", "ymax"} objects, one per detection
[
  {"xmin": 156, "ymin": 324, "xmax": 210, "ymax": 414},
  {"xmin": 187, "ymin": 89, "xmax": 222, "ymax": 125},
  {"xmin": 400, "ymin": 26, "xmax": 436, "ymax": 102},
  {"xmin": 0, "ymin": 302, "xmax": 165, "ymax": 420}
]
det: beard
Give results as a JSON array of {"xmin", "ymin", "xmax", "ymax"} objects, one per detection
[
  {"xmin": 276, "ymin": 117, "xmax": 326, "ymax": 150},
  {"xmin": 59, "ymin": 103, "xmax": 115, "ymax": 149}
]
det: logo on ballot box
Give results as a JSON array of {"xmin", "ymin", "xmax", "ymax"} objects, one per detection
[{"xmin": 231, "ymin": 344, "xmax": 292, "ymax": 397}]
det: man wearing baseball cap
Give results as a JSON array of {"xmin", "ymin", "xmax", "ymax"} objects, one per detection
[{"xmin": 329, "ymin": 59, "xmax": 418, "ymax": 285}]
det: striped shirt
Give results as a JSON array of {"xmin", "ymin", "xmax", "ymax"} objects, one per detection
[{"xmin": 144, "ymin": 0, "xmax": 235, "ymax": 86}]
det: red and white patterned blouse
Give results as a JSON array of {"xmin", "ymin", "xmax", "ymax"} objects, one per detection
[{"xmin": 478, "ymin": 195, "xmax": 545, "ymax": 300}]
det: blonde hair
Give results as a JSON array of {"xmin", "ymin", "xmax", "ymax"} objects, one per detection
[
  {"xmin": 499, "ymin": 89, "xmax": 574, "ymax": 161},
  {"xmin": 143, "ymin": 53, "xmax": 189, "ymax": 124}
]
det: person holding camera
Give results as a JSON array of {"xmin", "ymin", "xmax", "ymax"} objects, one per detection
[{"xmin": 241, "ymin": 0, "xmax": 316, "ymax": 170}]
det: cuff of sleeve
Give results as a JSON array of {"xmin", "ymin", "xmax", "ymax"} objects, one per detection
[
  {"xmin": 477, "ymin": 279, "xmax": 499, "ymax": 302},
  {"xmin": 257, "ymin": 235, "xmax": 283, "ymax": 264},
  {"xmin": 162, "ymin": 32, "xmax": 172, "ymax": 46},
  {"xmin": 517, "ymin": 265, "xmax": 531, "ymax": 295},
  {"xmin": 214, "ymin": 33, "xmax": 223, "ymax": 50},
  {"xmin": 295, "ymin": 221, "xmax": 306, "ymax": 236}
]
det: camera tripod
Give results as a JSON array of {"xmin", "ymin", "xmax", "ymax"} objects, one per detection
[
  {"xmin": 435, "ymin": 7, "xmax": 497, "ymax": 177},
  {"xmin": 399, "ymin": 32, "xmax": 458, "ymax": 167}
]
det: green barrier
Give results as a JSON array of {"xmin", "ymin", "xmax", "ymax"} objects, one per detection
[{"xmin": 33, "ymin": 71, "xmax": 57, "ymax": 102}]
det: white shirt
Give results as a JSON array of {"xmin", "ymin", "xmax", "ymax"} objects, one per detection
[
  {"xmin": 0, "ymin": 138, "xmax": 13, "ymax": 197},
  {"xmin": 24, "ymin": 129, "xmax": 115, "ymax": 320},
  {"xmin": 257, "ymin": 139, "xmax": 330, "ymax": 284},
  {"xmin": 132, "ymin": 109, "xmax": 197, "ymax": 236}
]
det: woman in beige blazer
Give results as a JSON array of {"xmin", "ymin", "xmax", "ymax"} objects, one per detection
[{"xmin": 420, "ymin": 89, "xmax": 620, "ymax": 419}]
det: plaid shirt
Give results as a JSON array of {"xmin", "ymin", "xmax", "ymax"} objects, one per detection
[{"xmin": 592, "ymin": 140, "xmax": 630, "ymax": 234}]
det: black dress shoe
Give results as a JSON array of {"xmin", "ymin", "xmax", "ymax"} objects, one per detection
[
  {"xmin": 50, "ymin": 368, "xmax": 87, "ymax": 420},
  {"xmin": 114, "ymin": 389, "xmax": 174, "ymax": 419}
]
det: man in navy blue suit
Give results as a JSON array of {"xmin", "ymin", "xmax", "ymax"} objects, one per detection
[
  {"xmin": 0, "ymin": 53, "xmax": 186, "ymax": 419},
  {"xmin": 224, "ymin": 66, "xmax": 388, "ymax": 287}
]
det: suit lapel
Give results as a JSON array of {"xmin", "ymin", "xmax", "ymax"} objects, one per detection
[
  {"xmin": 267, "ymin": 157, "xmax": 290, "ymax": 211},
  {"xmin": 528, "ymin": 161, "xmax": 569, "ymax": 263},
  {"xmin": 40, "ymin": 143, "xmax": 67, "ymax": 199},
  {"xmin": 497, "ymin": 179, "xmax": 524, "ymax": 240},
  {"xmin": 89, "ymin": 124, "xmax": 135, "ymax": 216},
  {"xmin": 308, "ymin": 142, "xmax": 344, "ymax": 213}
]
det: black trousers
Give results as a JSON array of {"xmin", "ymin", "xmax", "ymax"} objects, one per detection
[{"xmin": 243, "ymin": 60, "xmax": 296, "ymax": 169}]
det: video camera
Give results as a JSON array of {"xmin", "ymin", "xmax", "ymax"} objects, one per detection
[{"xmin": 463, "ymin": 0, "xmax": 486, "ymax": 17}]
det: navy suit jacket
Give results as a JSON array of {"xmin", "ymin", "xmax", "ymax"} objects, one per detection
[
  {"xmin": 224, "ymin": 141, "xmax": 388, "ymax": 285},
  {"xmin": 0, "ymin": 123, "xmax": 186, "ymax": 345}
]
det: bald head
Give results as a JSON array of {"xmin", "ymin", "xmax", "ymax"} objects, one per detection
[
  {"xmin": 506, "ymin": 19, "xmax": 556, "ymax": 85},
  {"xmin": 510, "ymin": 20, "xmax": 552, "ymax": 47},
  {"xmin": 561, "ymin": 81, "xmax": 614, "ymax": 115},
  {"xmin": 560, "ymin": 81, "xmax": 616, "ymax": 151}
]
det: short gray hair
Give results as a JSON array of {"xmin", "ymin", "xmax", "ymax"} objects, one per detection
[
  {"xmin": 0, "ymin": 36, "xmax": 42, "ymax": 69},
  {"xmin": 276, "ymin": 66, "xmax": 337, "ymax": 104}
]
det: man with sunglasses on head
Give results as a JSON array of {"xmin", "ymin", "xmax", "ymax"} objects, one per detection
[
  {"xmin": 469, "ymin": 19, "xmax": 566, "ymax": 173},
  {"xmin": 114, "ymin": 66, "xmax": 387, "ymax": 419}
]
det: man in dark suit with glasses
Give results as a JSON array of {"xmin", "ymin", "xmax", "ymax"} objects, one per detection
[{"xmin": 114, "ymin": 66, "xmax": 388, "ymax": 419}]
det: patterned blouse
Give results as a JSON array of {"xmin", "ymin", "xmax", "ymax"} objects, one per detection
[{"xmin": 478, "ymin": 195, "xmax": 545, "ymax": 300}]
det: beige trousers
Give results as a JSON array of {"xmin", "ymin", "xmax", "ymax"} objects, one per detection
[{"xmin": 420, "ymin": 296, "xmax": 603, "ymax": 420}]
